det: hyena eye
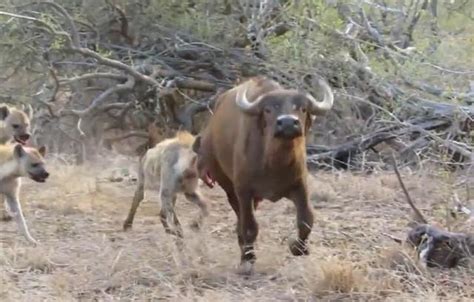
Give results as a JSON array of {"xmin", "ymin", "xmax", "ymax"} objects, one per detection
[
  {"xmin": 12, "ymin": 124, "xmax": 19, "ymax": 129},
  {"xmin": 31, "ymin": 163, "xmax": 39, "ymax": 168}
]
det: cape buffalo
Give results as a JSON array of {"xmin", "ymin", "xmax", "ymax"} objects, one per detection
[{"xmin": 193, "ymin": 76, "xmax": 334, "ymax": 273}]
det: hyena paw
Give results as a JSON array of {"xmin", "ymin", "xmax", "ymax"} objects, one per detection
[
  {"xmin": 189, "ymin": 220, "xmax": 202, "ymax": 231},
  {"xmin": 1, "ymin": 213, "xmax": 13, "ymax": 222}
]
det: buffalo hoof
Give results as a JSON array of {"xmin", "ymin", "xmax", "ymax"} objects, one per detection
[
  {"xmin": 289, "ymin": 238, "xmax": 309, "ymax": 256},
  {"xmin": 237, "ymin": 260, "xmax": 255, "ymax": 276}
]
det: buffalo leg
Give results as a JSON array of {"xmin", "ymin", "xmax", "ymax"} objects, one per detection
[
  {"xmin": 209, "ymin": 165, "xmax": 244, "ymax": 254},
  {"xmin": 287, "ymin": 182, "xmax": 313, "ymax": 256},
  {"xmin": 236, "ymin": 189, "xmax": 258, "ymax": 273},
  {"xmin": 225, "ymin": 189, "xmax": 244, "ymax": 254}
]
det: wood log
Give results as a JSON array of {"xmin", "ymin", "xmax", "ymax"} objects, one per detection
[{"xmin": 306, "ymin": 101, "xmax": 473, "ymax": 170}]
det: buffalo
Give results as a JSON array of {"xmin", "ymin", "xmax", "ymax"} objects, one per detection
[{"xmin": 193, "ymin": 76, "xmax": 334, "ymax": 274}]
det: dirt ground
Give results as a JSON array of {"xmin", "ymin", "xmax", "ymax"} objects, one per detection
[{"xmin": 1, "ymin": 154, "xmax": 472, "ymax": 301}]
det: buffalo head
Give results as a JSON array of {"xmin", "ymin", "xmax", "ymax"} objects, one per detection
[{"xmin": 235, "ymin": 79, "xmax": 334, "ymax": 140}]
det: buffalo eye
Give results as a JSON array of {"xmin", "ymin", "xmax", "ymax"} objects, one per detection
[{"xmin": 12, "ymin": 124, "xmax": 19, "ymax": 129}]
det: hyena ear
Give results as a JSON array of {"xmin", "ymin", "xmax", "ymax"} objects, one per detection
[
  {"xmin": 38, "ymin": 146, "xmax": 46, "ymax": 157},
  {"xmin": 0, "ymin": 105, "xmax": 10, "ymax": 120},
  {"xmin": 24, "ymin": 104, "xmax": 34, "ymax": 120},
  {"xmin": 13, "ymin": 144, "xmax": 25, "ymax": 159},
  {"xmin": 192, "ymin": 135, "xmax": 201, "ymax": 154}
]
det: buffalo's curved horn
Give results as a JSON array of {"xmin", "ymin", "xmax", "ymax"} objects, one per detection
[
  {"xmin": 235, "ymin": 88, "xmax": 266, "ymax": 115},
  {"xmin": 306, "ymin": 78, "xmax": 334, "ymax": 115}
]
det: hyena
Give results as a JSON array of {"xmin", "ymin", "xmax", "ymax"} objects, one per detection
[
  {"xmin": 0, "ymin": 143, "xmax": 49, "ymax": 245},
  {"xmin": 0, "ymin": 103, "xmax": 33, "ymax": 222},
  {"xmin": 123, "ymin": 128, "xmax": 209, "ymax": 237},
  {"xmin": 0, "ymin": 103, "xmax": 32, "ymax": 145}
]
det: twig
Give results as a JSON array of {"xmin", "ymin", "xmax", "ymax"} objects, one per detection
[
  {"xmin": 47, "ymin": 67, "xmax": 59, "ymax": 102},
  {"xmin": 61, "ymin": 76, "xmax": 135, "ymax": 117},
  {"xmin": 103, "ymin": 130, "xmax": 148, "ymax": 144},
  {"xmin": 381, "ymin": 232, "xmax": 403, "ymax": 244},
  {"xmin": 390, "ymin": 153, "xmax": 428, "ymax": 224},
  {"xmin": 105, "ymin": 0, "xmax": 135, "ymax": 45},
  {"xmin": 0, "ymin": 11, "xmax": 71, "ymax": 42},
  {"xmin": 60, "ymin": 73, "xmax": 127, "ymax": 85},
  {"xmin": 76, "ymin": 117, "xmax": 85, "ymax": 137},
  {"xmin": 34, "ymin": 1, "xmax": 81, "ymax": 47}
]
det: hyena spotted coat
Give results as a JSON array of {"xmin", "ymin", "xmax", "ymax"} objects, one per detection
[
  {"xmin": 123, "ymin": 128, "xmax": 208, "ymax": 237},
  {"xmin": 0, "ymin": 143, "xmax": 49, "ymax": 245}
]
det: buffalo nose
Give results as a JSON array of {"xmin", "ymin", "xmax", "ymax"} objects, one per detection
[
  {"xmin": 277, "ymin": 115, "xmax": 300, "ymax": 128},
  {"xmin": 275, "ymin": 115, "xmax": 302, "ymax": 139}
]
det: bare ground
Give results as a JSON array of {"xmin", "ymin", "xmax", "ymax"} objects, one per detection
[{"xmin": 1, "ymin": 155, "xmax": 472, "ymax": 302}]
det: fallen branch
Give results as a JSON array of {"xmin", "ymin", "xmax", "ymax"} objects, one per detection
[
  {"xmin": 103, "ymin": 130, "xmax": 148, "ymax": 149},
  {"xmin": 165, "ymin": 78, "xmax": 216, "ymax": 92},
  {"xmin": 60, "ymin": 76, "xmax": 135, "ymax": 117},
  {"xmin": 406, "ymin": 224, "xmax": 473, "ymax": 268},
  {"xmin": 60, "ymin": 73, "xmax": 127, "ymax": 85},
  {"xmin": 403, "ymin": 76, "xmax": 474, "ymax": 102},
  {"xmin": 390, "ymin": 154, "xmax": 428, "ymax": 224}
]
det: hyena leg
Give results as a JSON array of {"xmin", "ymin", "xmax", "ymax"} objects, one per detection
[
  {"xmin": 185, "ymin": 191, "xmax": 209, "ymax": 230},
  {"xmin": 2, "ymin": 195, "xmax": 13, "ymax": 221},
  {"xmin": 5, "ymin": 193, "xmax": 38, "ymax": 245},
  {"xmin": 123, "ymin": 161, "xmax": 145, "ymax": 230},
  {"xmin": 159, "ymin": 189, "xmax": 183, "ymax": 237}
]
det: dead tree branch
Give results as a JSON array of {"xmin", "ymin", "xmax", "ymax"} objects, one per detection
[
  {"xmin": 60, "ymin": 76, "xmax": 135, "ymax": 117},
  {"xmin": 391, "ymin": 154, "xmax": 428, "ymax": 224}
]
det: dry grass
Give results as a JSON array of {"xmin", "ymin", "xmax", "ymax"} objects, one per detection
[{"xmin": 1, "ymin": 154, "xmax": 472, "ymax": 301}]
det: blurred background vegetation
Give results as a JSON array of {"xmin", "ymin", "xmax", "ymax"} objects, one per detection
[{"xmin": 0, "ymin": 0, "xmax": 472, "ymax": 170}]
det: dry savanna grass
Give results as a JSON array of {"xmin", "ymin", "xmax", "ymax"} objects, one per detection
[{"xmin": 0, "ymin": 154, "xmax": 472, "ymax": 301}]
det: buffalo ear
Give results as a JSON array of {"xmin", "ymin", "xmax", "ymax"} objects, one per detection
[
  {"xmin": 304, "ymin": 112, "xmax": 314, "ymax": 132},
  {"xmin": 0, "ymin": 105, "xmax": 10, "ymax": 120},
  {"xmin": 14, "ymin": 144, "xmax": 25, "ymax": 159}
]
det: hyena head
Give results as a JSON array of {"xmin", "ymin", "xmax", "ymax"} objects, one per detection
[
  {"xmin": 0, "ymin": 105, "xmax": 32, "ymax": 144},
  {"xmin": 14, "ymin": 144, "xmax": 49, "ymax": 183}
]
